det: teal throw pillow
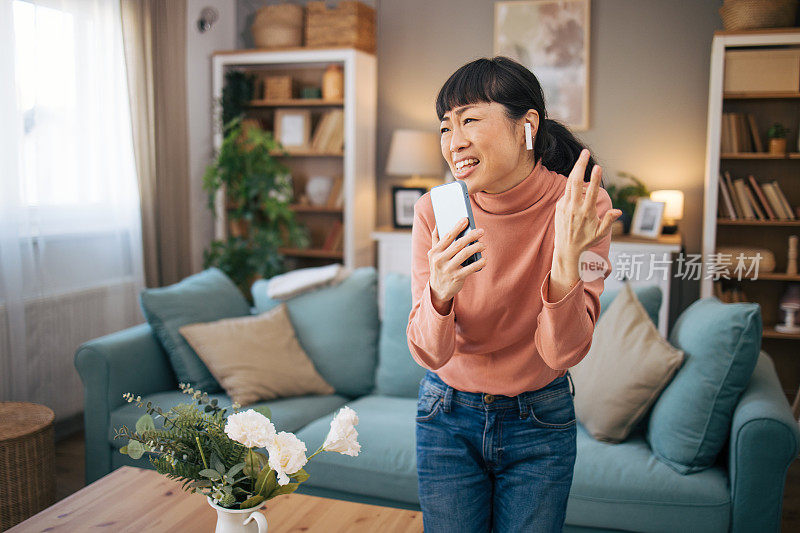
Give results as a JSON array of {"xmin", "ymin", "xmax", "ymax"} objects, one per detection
[
  {"xmin": 139, "ymin": 267, "xmax": 252, "ymax": 392},
  {"xmin": 646, "ymin": 297, "xmax": 761, "ymax": 474},
  {"xmin": 600, "ymin": 283, "xmax": 662, "ymax": 329},
  {"xmin": 251, "ymin": 267, "xmax": 380, "ymax": 398},
  {"xmin": 374, "ymin": 273, "xmax": 426, "ymax": 397}
]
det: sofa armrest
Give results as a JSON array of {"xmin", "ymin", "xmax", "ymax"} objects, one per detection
[
  {"xmin": 75, "ymin": 322, "xmax": 176, "ymax": 482},
  {"xmin": 728, "ymin": 350, "xmax": 800, "ymax": 533}
]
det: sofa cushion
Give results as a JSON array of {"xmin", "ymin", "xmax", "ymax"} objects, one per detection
[
  {"xmin": 571, "ymin": 282, "xmax": 684, "ymax": 443},
  {"xmin": 374, "ymin": 273, "xmax": 426, "ymax": 398},
  {"xmin": 109, "ymin": 390, "xmax": 351, "ymax": 448},
  {"xmin": 646, "ymin": 297, "xmax": 761, "ymax": 474},
  {"xmin": 139, "ymin": 267, "xmax": 251, "ymax": 392},
  {"xmin": 599, "ymin": 284, "xmax": 661, "ymax": 328},
  {"xmin": 178, "ymin": 303, "xmax": 335, "ymax": 406},
  {"xmin": 295, "ymin": 394, "xmax": 419, "ymax": 505},
  {"xmin": 567, "ymin": 423, "xmax": 730, "ymax": 531},
  {"xmin": 250, "ymin": 267, "xmax": 380, "ymax": 398}
]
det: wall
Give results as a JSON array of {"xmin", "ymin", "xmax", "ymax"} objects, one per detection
[
  {"xmin": 186, "ymin": 0, "xmax": 237, "ymax": 273},
  {"xmin": 234, "ymin": 0, "xmax": 724, "ymax": 310}
]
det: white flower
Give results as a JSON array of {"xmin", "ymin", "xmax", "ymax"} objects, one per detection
[
  {"xmin": 224, "ymin": 409, "xmax": 276, "ymax": 449},
  {"xmin": 322, "ymin": 406, "xmax": 361, "ymax": 457},
  {"xmin": 267, "ymin": 431, "xmax": 308, "ymax": 486}
]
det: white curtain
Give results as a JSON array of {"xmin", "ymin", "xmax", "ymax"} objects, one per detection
[{"xmin": 1, "ymin": 0, "xmax": 145, "ymax": 420}]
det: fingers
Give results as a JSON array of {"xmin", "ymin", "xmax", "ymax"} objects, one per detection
[
  {"xmin": 432, "ymin": 217, "xmax": 468, "ymax": 252},
  {"xmin": 597, "ymin": 208, "xmax": 623, "ymax": 237},
  {"xmin": 457, "ymin": 254, "xmax": 488, "ymax": 277},
  {"xmin": 567, "ymin": 149, "xmax": 590, "ymax": 206},
  {"xmin": 450, "ymin": 239, "xmax": 486, "ymax": 268},
  {"xmin": 583, "ymin": 164, "xmax": 602, "ymax": 211}
]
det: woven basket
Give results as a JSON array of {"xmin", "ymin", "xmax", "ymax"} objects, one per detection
[
  {"xmin": 715, "ymin": 246, "xmax": 776, "ymax": 273},
  {"xmin": 252, "ymin": 4, "xmax": 305, "ymax": 49},
  {"xmin": 719, "ymin": 0, "xmax": 798, "ymax": 30},
  {"xmin": 0, "ymin": 403, "xmax": 56, "ymax": 530},
  {"xmin": 305, "ymin": 1, "xmax": 375, "ymax": 54}
]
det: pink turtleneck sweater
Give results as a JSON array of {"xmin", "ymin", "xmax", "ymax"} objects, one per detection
[{"xmin": 406, "ymin": 159, "xmax": 613, "ymax": 396}]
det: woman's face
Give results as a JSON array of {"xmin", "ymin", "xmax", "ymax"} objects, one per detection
[{"xmin": 440, "ymin": 101, "xmax": 537, "ymax": 195}]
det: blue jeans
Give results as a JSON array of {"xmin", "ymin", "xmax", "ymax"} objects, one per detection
[{"xmin": 415, "ymin": 369, "xmax": 577, "ymax": 533}]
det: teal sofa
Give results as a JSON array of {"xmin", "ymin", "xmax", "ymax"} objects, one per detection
[{"xmin": 75, "ymin": 266, "xmax": 799, "ymax": 532}]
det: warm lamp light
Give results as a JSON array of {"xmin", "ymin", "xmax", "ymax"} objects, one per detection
[
  {"xmin": 385, "ymin": 129, "xmax": 443, "ymax": 186},
  {"xmin": 650, "ymin": 189, "xmax": 684, "ymax": 234}
]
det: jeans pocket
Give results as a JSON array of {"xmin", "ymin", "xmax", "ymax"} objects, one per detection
[
  {"xmin": 416, "ymin": 384, "xmax": 443, "ymax": 423},
  {"xmin": 528, "ymin": 389, "xmax": 576, "ymax": 429}
]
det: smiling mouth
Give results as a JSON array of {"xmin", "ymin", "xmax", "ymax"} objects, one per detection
[{"xmin": 454, "ymin": 158, "xmax": 480, "ymax": 176}]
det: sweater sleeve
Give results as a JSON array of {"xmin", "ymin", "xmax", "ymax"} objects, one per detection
[
  {"xmin": 406, "ymin": 194, "xmax": 457, "ymax": 370},
  {"xmin": 534, "ymin": 187, "xmax": 614, "ymax": 371}
]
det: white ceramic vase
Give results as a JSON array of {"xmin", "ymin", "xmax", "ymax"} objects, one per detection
[
  {"xmin": 207, "ymin": 497, "xmax": 268, "ymax": 533},
  {"xmin": 306, "ymin": 176, "xmax": 334, "ymax": 206}
]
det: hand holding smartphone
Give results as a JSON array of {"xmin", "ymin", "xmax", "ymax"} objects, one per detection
[
  {"xmin": 430, "ymin": 181, "xmax": 483, "ymax": 269},
  {"xmin": 426, "ymin": 180, "xmax": 487, "ymax": 311}
]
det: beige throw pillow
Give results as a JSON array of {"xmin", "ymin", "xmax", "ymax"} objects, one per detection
[
  {"xmin": 570, "ymin": 282, "xmax": 685, "ymax": 443},
  {"xmin": 178, "ymin": 303, "xmax": 335, "ymax": 405}
]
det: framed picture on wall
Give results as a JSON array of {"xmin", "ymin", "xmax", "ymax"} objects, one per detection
[
  {"xmin": 630, "ymin": 198, "xmax": 666, "ymax": 239},
  {"xmin": 274, "ymin": 108, "xmax": 311, "ymax": 150},
  {"xmin": 392, "ymin": 186, "xmax": 427, "ymax": 229},
  {"xmin": 493, "ymin": 0, "xmax": 590, "ymax": 131}
]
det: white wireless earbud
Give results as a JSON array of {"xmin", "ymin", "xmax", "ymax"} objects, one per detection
[{"xmin": 524, "ymin": 122, "xmax": 533, "ymax": 150}]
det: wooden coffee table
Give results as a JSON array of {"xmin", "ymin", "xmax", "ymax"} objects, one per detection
[{"xmin": 9, "ymin": 466, "xmax": 423, "ymax": 532}]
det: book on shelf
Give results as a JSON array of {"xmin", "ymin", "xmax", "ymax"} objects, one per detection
[
  {"xmin": 310, "ymin": 109, "xmax": 344, "ymax": 153},
  {"xmin": 721, "ymin": 112, "xmax": 762, "ymax": 153},
  {"xmin": 321, "ymin": 220, "xmax": 343, "ymax": 250},
  {"xmin": 771, "ymin": 180, "xmax": 796, "ymax": 220},
  {"xmin": 761, "ymin": 182, "xmax": 791, "ymax": 219},
  {"xmin": 723, "ymin": 171, "xmax": 743, "ymax": 217},
  {"xmin": 733, "ymin": 179, "xmax": 755, "ymax": 219},
  {"xmin": 719, "ymin": 172, "xmax": 796, "ymax": 221},
  {"xmin": 718, "ymin": 175, "xmax": 736, "ymax": 219},
  {"xmin": 747, "ymin": 174, "xmax": 776, "ymax": 219},
  {"xmin": 327, "ymin": 177, "xmax": 343, "ymax": 208},
  {"xmin": 714, "ymin": 282, "xmax": 748, "ymax": 303},
  {"xmin": 743, "ymin": 182, "xmax": 765, "ymax": 220}
]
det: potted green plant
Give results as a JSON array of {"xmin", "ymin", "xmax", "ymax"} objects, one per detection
[
  {"xmin": 767, "ymin": 122, "xmax": 788, "ymax": 155},
  {"xmin": 604, "ymin": 171, "xmax": 649, "ymax": 234},
  {"xmin": 203, "ymin": 117, "xmax": 311, "ymax": 302}
]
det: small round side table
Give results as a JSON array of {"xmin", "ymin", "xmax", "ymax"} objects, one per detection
[{"xmin": 0, "ymin": 402, "xmax": 56, "ymax": 530}]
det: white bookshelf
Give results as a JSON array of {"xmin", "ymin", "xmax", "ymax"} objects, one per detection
[
  {"xmin": 211, "ymin": 47, "xmax": 377, "ymax": 270},
  {"xmin": 701, "ymin": 29, "xmax": 800, "ymax": 409}
]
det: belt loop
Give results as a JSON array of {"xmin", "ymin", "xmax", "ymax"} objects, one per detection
[
  {"xmin": 442, "ymin": 384, "xmax": 453, "ymax": 413},
  {"xmin": 566, "ymin": 370, "xmax": 575, "ymax": 397},
  {"xmin": 517, "ymin": 394, "xmax": 528, "ymax": 419}
]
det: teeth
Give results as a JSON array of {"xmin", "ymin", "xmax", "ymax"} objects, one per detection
[{"xmin": 455, "ymin": 158, "xmax": 479, "ymax": 170}]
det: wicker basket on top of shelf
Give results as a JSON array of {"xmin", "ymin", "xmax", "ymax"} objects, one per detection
[
  {"xmin": 719, "ymin": 0, "xmax": 799, "ymax": 31},
  {"xmin": 305, "ymin": 1, "xmax": 375, "ymax": 54}
]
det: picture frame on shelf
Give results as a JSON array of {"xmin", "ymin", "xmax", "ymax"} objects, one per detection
[
  {"xmin": 630, "ymin": 198, "xmax": 665, "ymax": 239},
  {"xmin": 274, "ymin": 108, "xmax": 311, "ymax": 150},
  {"xmin": 392, "ymin": 186, "xmax": 427, "ymax": 229}
]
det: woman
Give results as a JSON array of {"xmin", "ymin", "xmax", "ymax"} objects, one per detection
[{"xmin": 406, "ymin": 56, "xmax": 622, "ymax": 533}]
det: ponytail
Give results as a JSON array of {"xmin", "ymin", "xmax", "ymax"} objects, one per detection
[{"xmin": 537, "ymin": 117, "xmax": 598, "ymax": 183}]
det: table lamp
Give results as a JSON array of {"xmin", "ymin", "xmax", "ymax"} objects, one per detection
[
  {"xmin": 650, "ymin": 189, "xmax": 684, "ymax": 234},
  {"xmin": 385, "ymin": 129, "xmax": 443, "ymax": 188}
]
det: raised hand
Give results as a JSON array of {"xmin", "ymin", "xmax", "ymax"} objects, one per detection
[{"xmin": 553, "ymin": 149, "xmax": 622, "ymax": 265}]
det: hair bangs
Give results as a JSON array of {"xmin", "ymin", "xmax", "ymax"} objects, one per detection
[{"xmin": 435, "ymin": 59, "xmax": 502, "ymax": 122}]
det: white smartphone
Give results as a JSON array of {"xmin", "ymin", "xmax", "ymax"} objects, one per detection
[{"xmin": 430, "ymin": 180, "xmax": 482, "ymax": 269}]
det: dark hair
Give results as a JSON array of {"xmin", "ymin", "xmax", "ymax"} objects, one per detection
[{"xmin": 435, "ymin": 56, "xmax": 599, "ymax": 184}]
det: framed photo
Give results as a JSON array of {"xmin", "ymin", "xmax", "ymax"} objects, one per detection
[
  {"xmin": 630, "ymin": 198, "xmax": 666, "ymax": 239},
  {"xmin": 392, "ymin": 186, "xmax": 427, "ymax": 229},
  {"xmin": 494, "ymin": 0, "xmax": 590, "ymax": 131},
  {"xmin": 274, "ymin": 109, "xmax": 311, "ymax": 150}
]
